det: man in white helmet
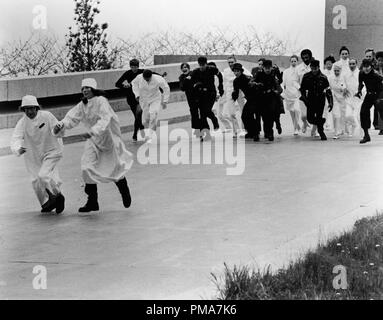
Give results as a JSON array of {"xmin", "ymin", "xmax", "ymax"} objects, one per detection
[
  {"xmin": 10, "ymin": 95, "xmax": 65, "ymax": 214},
  {"xmin": 54, "ymin": 78, "xmax": 134, "ymax": 213}
]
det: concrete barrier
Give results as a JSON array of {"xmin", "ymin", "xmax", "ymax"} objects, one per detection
[
  {"xmin": 154, "ymin": 55, "xmax": 291, "ymax": 70},
  {"xmin": 0, "ymin": 91, "xmax": 187, "ymax": 129},
  {"xmin": 1, "ymin": 60, "xmax": 233, "ymax": 103},
  {"xmin": 0, "ymin": 59, "xmax": 257, "ymax": 129}
]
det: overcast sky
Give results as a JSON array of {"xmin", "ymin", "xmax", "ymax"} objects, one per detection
[{"xmin": 0, "ymin": 0, "xmax": 326, "ymax": 59}]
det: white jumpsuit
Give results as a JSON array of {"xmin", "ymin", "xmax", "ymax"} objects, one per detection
[
  {"xmin": 296, "ymin": 62, "xmax": 312, "ymax": 125},
  {"xmin": 282, "ymin": 66, "xmax": 301, "ymax": 112},
  {"xmin": 323, "ymin": 68, "xmax": 334, "ymax": 130},
  {"xmin": 334, "ymin": 58, "xmax": 351, "ymax": 76},
  {"xmin": 329, "ymin": 74, "xmax": 347, "ymax": 136},
  {"xmin": 132, "ymin": 74, "xmax": 170, "ymax": 135},
  {"xmin": 222, "ymin": 67, "xmax": 251, "ymax": 133},
  {"xmin": 343, "ymin": 68, "xmax": 362, "ymax": 133},
  {"xmin": 11, "ymin": 110, "xmax": 63, "ymax": 206},
  {"xmin": 58, "ymin": 96, "xmax": 133, "ymax": 184}
]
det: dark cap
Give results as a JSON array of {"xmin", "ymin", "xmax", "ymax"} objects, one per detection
[
  {"xmin": 143, "ymin": 69, "xmax": 153, "ymax": 78},
  {"xmin": 129, "ymin": 59, "xmax": 140, "ymax": 67},
  {"xmin": 232, "ymin": 63, "xmax": 244, "ymax": 72},
  {"xmin": 310, "ymin": 59, "xmax": 320, "ymax": 68},
  {"xmin": 263, "ymin": 60, "xmax": 273, "ymax": 68},
  {"xmin": 361, "ymin": 59, "xmax": 372, "ymax": 67}
]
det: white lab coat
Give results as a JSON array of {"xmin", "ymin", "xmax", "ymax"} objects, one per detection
[
  {"xmin": 343, "ymin": 68, "xmax": 362, "ymax": 128},
  {"xmin": 132, "ymin": 74, "xmax": 170, "ymax": 132},
  {"xmin": 11, "ymin": 110, "xmax": 63, "ymax": 205},
  {"xmin": 222, "ymin": 67, "xmax": 251, "ymax": 132},
  {"xmin": 322, "ymin": 68, "xmax": 334, "ymax": 130},
  {"xmin": 58, "ymin": 96, "xmax": 133, "ymax": 184},
  {"xmin": 329, "ymin": 74, "xmax": 347, "ymax": 135},
  {"xmin": 282, "ymin": 66, "xmax": 301, "ymax": 112},
  {"xmin": 334, "ymin": 58, "xmax": 351, "ymax": 76}
]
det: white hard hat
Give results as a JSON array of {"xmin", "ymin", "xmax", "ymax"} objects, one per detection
[
  {"xmin": 20, "ymin": 95, "xmax": 40, "ymax": 110},
  {"xmin": 81, "ymin": 78, "xmax": 97, "ymax": 89}
]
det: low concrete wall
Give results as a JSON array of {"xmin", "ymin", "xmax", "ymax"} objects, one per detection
[
  {"xmin": 154, "ymin": 55, "xmax": 291, "ymax": 70},
  {"xmin": 0, "ymin": 91, "xmax": 187, "ymax": 130},
  {"xmin": 0, "ymin": 60, "xmax": 229, "ymax": 103}
]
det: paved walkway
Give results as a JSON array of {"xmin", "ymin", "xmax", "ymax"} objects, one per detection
[{"xmin": 1, "ymin": 111, "xmax": 383, "ymax": 299}]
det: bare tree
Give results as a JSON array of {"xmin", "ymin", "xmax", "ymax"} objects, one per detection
[{"xmin": 0, "ymin": 33, "xmax": 69, "ymax": 77}]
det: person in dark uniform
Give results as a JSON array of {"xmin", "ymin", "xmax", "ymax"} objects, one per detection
[
  {"xmin": 115, "ymin": 59, "xmax": 145, "ymax": 142},
  {"xmin": 253, "ymin": 59, "xmax": 282, "ymax": 142},
  {"xmin": 258, "ymin": 58, "xmax": 284, "ymax": 134},
  {"xmin": 190, "ymin": 56, "xmax": 221, "ymax": 141},
  {"xmin": 179, "ymin": 62, "xmax": 200, "ymax": 135},
  {"xmin": 356, "ymin": 59, "xmax": 383, "ymax": 144},
  {"xmin": 231, "ymin": 63, "xmax": 258, "ymax": 140},
  {"xmin": 300, "ymin": 60, "xmax": 334, "ymax": 141}
]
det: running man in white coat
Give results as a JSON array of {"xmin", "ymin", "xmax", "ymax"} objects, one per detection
[
  {"xmin": 132, "ymin": 69, "xmax": 170, "ymax": 144},
  {"xmin": 11, "ymin": 95, "xmax": 65, "ymax": 214},
  {"xmin": 343, "ymin": 58, "xmax": 362, "ymax": 136},
  {"xmin": 222, "ymin": 56, "xmax": 251, "ymax": 138},
  {"xmin": 54, "ymin": 78, "xmax": 133, "ymax": 213},
  {"xmin": 329, "ymin": 65, "xmax": 347, "ymax": 139},
  {"xmin": 282, "ymin": 55, "xmax": 301, "ymax": 135}
]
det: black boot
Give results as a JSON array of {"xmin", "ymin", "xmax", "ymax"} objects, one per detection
[
  {"xmin": 41, "ymin": 189, "xmax": 57, "ymax": 213},
  {"xmin": 79, "ymin": 184, "xmax": 99, "ymax": 213},
  {"xmin": 55, "ymin": 193, "xmax": 65, "ymax": 214},
  {"xmin": 115, "ymin": 178, "xmax": 132, "ymax": 208},
  {"xmin": 360, "ymin": 129, "xmax": 371, "ymax": 144},
  {"xmin": 360, "ymin": 135, "xmax": 371, "ymax": 144},
  {"xmin": 253, "ymin": 134, "xmax": 260, "ymax": 142},
  {"xmin": 318, "ymin": 123, "xmax": 327, "ymax": 141}
]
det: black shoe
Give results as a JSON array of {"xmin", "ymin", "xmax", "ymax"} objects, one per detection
[
  {"xmin": 360, "ymin": 136, "xmax": 371, "ymax": 144},
  {"xmin": 132, "ymin": 134, "xmax": 138, "ymax": 142},
  {"xmin": 79, "ymin": 184, "xmax": 99, "ymax": 212},
  {"xmin": 253, "ymin": 135, "xmax": 260, "ymax": 142},
  {"xmin": 268, "ymin": 135, "xmax": 274, "ymax": 142},
  {"xmin": 55, "ymin": 193, "xmax": 65, "ymax": 214},
  {"xmin": 379, "ymin": 130, "xmax": 383, "ymax": 135},
  {"xmin": 79, "ymin": 201, "xmax": 99, "ymax": 213},
  {"xmin": 115, "ymin": 178, "xmax": 132, "ymax": 208},
  {"xmin": 276, "ymin": 125, "xmax": 282, "ymax": 135},
  {"xmin": 320, "ymin": 132, "xmax": 327, "ymax": 141},
  {"xmin": 41, "ymin": 200, "xmax": 55, "ymax": 213}
]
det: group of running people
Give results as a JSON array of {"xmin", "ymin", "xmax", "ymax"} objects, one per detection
[
  {"xmin": 10, "ymin": 46, "xmax": 383, "ymax": 214},
  {"xmin": 177, "ymin": 48, "xmax": 383, "ymax": 144}
]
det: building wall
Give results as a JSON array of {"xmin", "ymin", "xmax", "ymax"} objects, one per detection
[{"xmin": 325, "ymin": 0, "xmax": 383, "ymax": 62}]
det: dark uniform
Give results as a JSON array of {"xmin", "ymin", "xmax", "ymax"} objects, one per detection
[
  {"xmin": 191, "ymin": 65, "xmax": 221, "ymax": 132},
  {"xmin": 232, "ymin": 73, "xmax": 258, "ymax": 138},
  {"xmin": 358, "ymin": 69, "xmax": 383, "ymax": 131},
  {"xmin": 300, "ymin": 70, "xmax": 333, "ymax": 139},
  {"xmin": 179, "ymin": 71, "xmax": 200, "ymax": 130},
  {"xmin": 115, "ymin": 69, "xmax": 145, "ymax": 138},
  {"xmin": 253, "ymin": 71, "xmax": 283, "ymax": 141}
]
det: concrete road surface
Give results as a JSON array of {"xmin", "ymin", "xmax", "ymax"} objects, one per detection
[{"xmin": 1, "ymin": 116, "xmax": 383, "ymax": 299}]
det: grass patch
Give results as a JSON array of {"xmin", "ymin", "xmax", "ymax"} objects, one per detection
[{"xmin": 212, "ymin": 214, "xmax": 383, "ymax": 300}]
